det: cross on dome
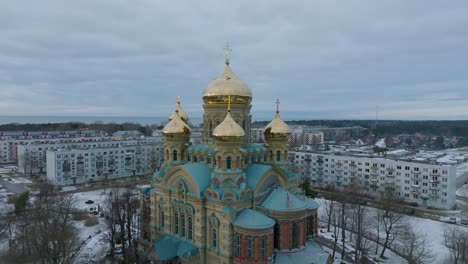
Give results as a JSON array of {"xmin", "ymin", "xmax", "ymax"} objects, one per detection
[{"xmin": 276, "ymin": 99, "xmax": 280, "ymax": 113}]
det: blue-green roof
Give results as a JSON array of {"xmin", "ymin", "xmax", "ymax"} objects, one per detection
[
  {"xmin": 232, "ymin": 209, "xmax": 275, "ymax": 229},
  {"xmin": 222, "ymin": 206, "xmax": 236, "ymax": 214},
  {"xmin": 154, "ymin": 235, "xmax": 199, "ymax": 261},
  {"xmin": 306, "ymin": 197, "xmax": 320, "ymax": 210},
  {"xmin": 187, "ymin": 144, "xmax": 214, "ymax": 152},
  {"xmin": 180, "ymin": 163, "xmax": 212, "ymax": 194},
  {"xmin": 140, "ymin": 185, "xmax": 154, "ymax": 195},
  {"xmin": 245, "ymin": 163, "xmax": 272, "ymax": 190},
  {"xmin": 260, "ymin": 188, "xmax": 308, "ymax": 212}
]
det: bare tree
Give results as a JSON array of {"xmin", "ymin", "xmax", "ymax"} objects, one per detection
[
  {"xmin": 350, "ymin": 201, "xmax": 370, "ymax": 263},
  {"xmin": 400, "ymin": 224, "xmax": 434, "ymax": 264},
  {"xmin": 331, "ymin": 207, "xmax": 340, "ymax": 260},
  {"xmin": 28, "ymin": 193, "xmax": 81, "ymax": 264},
  {"xmin": 323, "ymin": 193, "xmax": 336, "ymax": 232},
  {"xmin": 378, "ymin": 189, "xmax": 406, "ymax": 258},
  {"xmin": 443, "ymin": 224, "xmax": 468, "ymax": 264}
]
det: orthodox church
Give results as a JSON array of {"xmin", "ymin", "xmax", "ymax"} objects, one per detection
[{"xmin": 140, "ymin": 48, "xmax": 324, "ymax": 264}]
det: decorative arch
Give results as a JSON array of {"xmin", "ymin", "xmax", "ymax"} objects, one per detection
[
  {"xmin": 165, "ymin": 168, "xmax": 202, "ymax": 196},
  {"xmin": 221, "ymin": 190, "xmax": 237, "ymax": 202},
  {"xmin": 254, "ymin": 167, "xmax": 288, "ymax": 194}
]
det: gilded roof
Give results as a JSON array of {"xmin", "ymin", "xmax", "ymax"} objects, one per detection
[
  {"xmin": 212, "ymin": 111, "xmax": 245, "ymax": 138},
  {"xmin": 162, "ymin": 111, "xmax": 191, "ymax": 135},
  {"xmin": 264, "ymin": 112, "xmax": 291, "ymax": 135},
  {"xmin": 202, "ymin": 64, "xmax": 252, "ymax": 98},
  {"xmin": 169, "ymin": 98, "xmax": 189, "ymax": 123}
]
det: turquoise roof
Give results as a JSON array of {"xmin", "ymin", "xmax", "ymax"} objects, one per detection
[
  {"xmin": 232, "ymin": 209, "xmax": 275, "ymax": 229},
  {"xmin": 180, "ymin": 163, "xmax": 212, "ymax": 195},
  {"xmin": 140, "ymin": 185, "xmax": 154, "ymax": 195},
  {"xmin": 222, "ymin": 206, "xmax": 236, "ymax": 214},
  {"xmin": 306, "ymin": 198, "xmax": 320, "ymax": 210},
  {"xmin": 187, "ymin": 144, "xmax": 214, "ymax": 152},
  {"xmin": 260, "ymin": 188, "xmax": 308, "ymax": 212},
  {"xmin": 154, "ymin": 235, "xmax": 199, "ymax": 261},
  {"xmin": 245, "ymin": 163, "xmax": 271, "ymax": 190}
]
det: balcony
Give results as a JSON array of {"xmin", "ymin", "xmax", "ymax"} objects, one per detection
[
  {"xmin": 370, "ymin": 178, "xmax": 378, "ymax": 182},
  {"xmin": 411, "ymin": 190, "xmax": 420, "ymax": 195},
  {"xmin": 430, "ymin": 179, "xmax": 440, "ymax": 184},
  {"xmin": 411, "ymin": 170, "xmax": 421, "ymax": 174},
  {"xmin": 411, "ymin": 184, "xmax": 420, "ymax": 188},
  {"xmin": 430, "ymin": 171, "xmax": 440, "ymax": 176},
  {"xmin": 429, "ymin": 193, "xmax": 439, "ymax": 198},
  {"xmin": 429, "ymin": 186, "xmax": 440, "ymax": 190}
]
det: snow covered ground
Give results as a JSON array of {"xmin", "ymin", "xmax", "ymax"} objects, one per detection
[{"xmin": 316, "ymin": 198, "xmax": 468, "ymax": 264}]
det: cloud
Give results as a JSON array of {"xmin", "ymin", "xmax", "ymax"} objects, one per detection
[{"xmin": 0, "ymin": 0, "xmax": 467, "ymax": 120}]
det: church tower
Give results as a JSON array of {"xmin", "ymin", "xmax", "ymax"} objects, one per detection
[
  {"xmin": 202, "ymin": 43, "xmax": 252, "ymax": 145},
  {"xmin": 264, "ymin": 99, "xmax": 291, "ymax": 165},
  {"xmin": 162, "ymin": 98, "xmax": 191, "ymax": 165}
]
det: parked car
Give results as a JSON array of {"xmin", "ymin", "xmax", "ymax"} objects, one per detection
[
  {"xmin": 399, "ymin": 207, "xmax": 415, "ymax": 214},
  {"xmin": 461, "ymin": 219, "xmax": 468, "ymax": 226}
]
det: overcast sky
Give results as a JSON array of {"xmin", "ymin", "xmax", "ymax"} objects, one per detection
[{"xmin": 1, "ymin": 1, "xmax": 468, "ymax": 120}]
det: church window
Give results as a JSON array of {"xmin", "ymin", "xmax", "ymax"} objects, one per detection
[
  {"xmin": 188, "ymin": 216, "xmax": 193, "ymax": 240},
  {"xmin": 207, "ymin": 157, "xmax": 211, "ymax": 165},
  {"xmin": 212, "ymin": 229, "xmax": 217, "ymax": 248},
  {"xmin": 166, "ymin": 150, "xmax": 169, "ymax": 161},
  {"xmin": 276, "ymin": 150, "xmax": 281, "ymax": 162},
  {"xmin": 181, "ymin": 214, "xmax": 186, "ymax": 237},
  {"xmin": 251, "ymin": 156, "xmax": 255, "ymax": 163},
  {"xmin": 173, "ymin": 150, "xmax": 178, "ymax": 161},
  {"xmin": 160, "ymin": 210, "xmax": 165, "ymax": 228},
  {"xmin": 292, "ymin": 223, "xmax": 298, "ymax": 248},
  {"xmin": 209, "ymin": 121, "xmax": 213, "ymax": 135},
  {"xmin": 235, "ymin": 233, "xmax": 241, "ymax": 256},
  {"xmin": 194, "ymin": 156, "xmax": 198, "ymax": 162},
  {"xmin": 261, "ymin": 236, "xmax": 266, "ymax": 258},
  {"xmin": 242, "ymin": 120, "xmax": 246, "ymax": 131},
  {"xmin": 174, "ymin": 212, "xmax": 179, "ymax": 234},
  {"xmin": 187, "ymin": 154, "xmax": 191, "ymax": 161},
  {"xmin": 264, "ymin": 154, "xmax": 267, "ymax": 162},
  {"xmin": 247, "ymin": 235, "xmax": 253, "ymax": 259},
  {"xmin": 274, "ymin": 224, "xmax": 280, "ymax": 249},
  {"xmin": 226, "ymin": 157, "xmax": 232, "ymax": 169}
]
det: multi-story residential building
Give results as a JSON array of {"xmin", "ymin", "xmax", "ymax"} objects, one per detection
[
  {"xmin": 46, "ymin": 139, "xmax": 164, "ymax": 186},
  {"xmin": 251, "ymin": 127, "xmax": 265, "ymax": 143},
  {"xmin": 290, "ymin": 150, "xmax": 458, "ymax": 210},
  {"xmin": 18, "ymin": 137, "xmax": 163, "ymax": 175},
  {"xmin": 0, "ymin": 129, "xmax": 107, "ymax": 164}
]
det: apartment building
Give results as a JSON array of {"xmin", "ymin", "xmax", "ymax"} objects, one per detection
[
  {"xmin": 289, "ymin": 151, "xmax": 458, "ymax": 210},
  {"xmin": 18, "ymin": 137, "xmax": 163, "ymax": 174},
  {"xmin": 0, "ymin": 129, "xmax": 107, "ymax": 164},
  {"xmin": 46, "ymin": 142, "xmax": 162, "ymax": 186}
]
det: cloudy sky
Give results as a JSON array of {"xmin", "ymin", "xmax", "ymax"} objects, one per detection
[{"xmin": 1, "ymin": 1, "xmax": 468, "ymax": 120}]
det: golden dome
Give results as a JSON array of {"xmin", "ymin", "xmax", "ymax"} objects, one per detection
[
  {"xmin": 202, "ymin": 64, "xmax": 252, "ymax": 100},
  {"xmin": 162, "ymin": 110, "xmax": 191, "ymax": 135},
  {"xmin": 169, "ymin": 97, "xmax": 189, "ymax": 122},
  {"xmin": 264, "ymin": 100, "xmax": 290, "ymax": 136},
  {"xmin": 212, "ymin": 111, "xmax": 245, "ymax": 139}
]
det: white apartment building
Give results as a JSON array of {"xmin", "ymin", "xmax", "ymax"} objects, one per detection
[
  {"xmin": 251, "ymin": 127, "xmax": 265, "ymax": 143},
  {"xmin": 290, "ymin": 151, "xmax": 457, "ymax": 210},
  {"xmin": 18, "ymin": 137, "xmax": 163, "ymax": 174},
  {"xmin": 0, "ymin": 129, "xmax": 107, "ymax": 164},
  {"xmin": 46, "ymin": 141, "xmax": 164, "ymax": 186}
]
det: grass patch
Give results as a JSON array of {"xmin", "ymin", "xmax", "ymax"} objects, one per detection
[
  {"xmin": 85, "ymin": 216, "xmax": 99, "ymax": 227},
  {"xmin": 4, "ymin": 172, "xmax": 15, "ymax": 177},
  {"xmin": 73, "ymin": 210, "xmax": 89, "ymax": 221}
]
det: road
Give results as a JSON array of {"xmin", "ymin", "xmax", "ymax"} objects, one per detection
[{"xmin": 0, "ymin": 176, "xmax": 29, "ymax": 194}]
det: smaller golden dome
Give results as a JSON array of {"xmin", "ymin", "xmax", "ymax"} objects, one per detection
[
  {"xmin": 169, "ymin": 97, "xmax": 189, "ymax": 123},
  {"xmin": 213, "ymin": 111, "xmax": 245, "ymax": 139},
  {"xmin": 264, "ymin": 100, "xmax": 290, "ymax": 136},
  {"xmin": 162, "ymin": 110, "xmax": 191, "ymax": 135}
]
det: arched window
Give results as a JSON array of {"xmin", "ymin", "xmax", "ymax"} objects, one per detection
[
  {"xmin": 166, "ymin": 149, "xmax": 169, "ymax": 160},
  {"xmin": 292, "ymin": 223, "xmax": 298, "ymax": 248},
  {"xmin": 194, "ymin": 156, "xmax": 198, "ymax": 162},
  {"xmin": 181, "ymin": 214, "xmax": 186, "ymax": 237},
  {"xmin": 263, "ymin": 154, "xmax": 267, "ymax": 162},
  {"xmin": 261, "ymin": 236, "xmax": 266, "ymax": 258},
  {"xmin": 209, "ymin": 121, "xmax": 213, "ymax": 135},
  {"xmin": 188, "ymin": 216, "xmax": 193, "ymax": 240},
  {"xmin": 247, "ymin": 235, "xmax": 253, "ymax": 259},
  {"xmin": 217, "ymin": 156, "xmax": 222, "ymax": 169},
  {"xmin": 276, "ymin": 150, "xmax": 281, "ymax": 162},
  {"xmin": 274, "ymin": 223, "xmax": 280, "ymax": 249},
  {"xmin": 235, "ymin": 233, "xmax": 241, "ymax": 256},
  {"xmin": 174, "ymin": 212, "xmax": 179, "ymax": 235},
  {"xmin": 212, "ymin": 229, "xmax": 217, "ymax": 248},
  {"xmin": 226, "ymin": 157, "xmax": 232, "ymax": 169},
  {"xmin": 173, "ymin": 150, "xmax": 178, "ymax": 161},
  {"xmin": 160, "ymin": 210, "xmax": 165, "ymax": 228},
  {"xmin": 251, "ymin": 155, "xmax": 255, "ymax": 163},
  {"xmin": 187, "ymin": 154, "xmax": 191, "ymax": 161}
]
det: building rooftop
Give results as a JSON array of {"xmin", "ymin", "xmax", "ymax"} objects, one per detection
[
  {"xmin": 260, "ymin": 188, "xmax": 308, "ymax": 212},
  {"xmin": 232, "ymin": 208, "xmax": 275, "ymax": 229}
]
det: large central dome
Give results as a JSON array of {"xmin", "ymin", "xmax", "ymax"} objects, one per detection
[{"xmin": 202, "ymin": 64, "xmax": 252, "ymax": 104}]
